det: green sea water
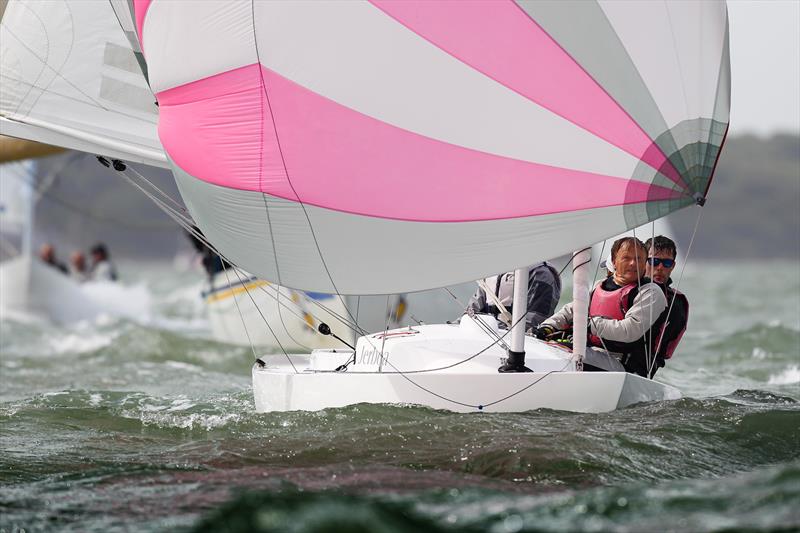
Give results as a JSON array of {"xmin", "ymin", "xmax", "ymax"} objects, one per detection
[{"xmin": 1, "ymin": 261, "xmax": 798, "ymax": 532}]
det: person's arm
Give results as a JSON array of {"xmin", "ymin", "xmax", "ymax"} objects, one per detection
[
  {"xmin": 540, "ymin": 301, "xmax": 574, "ymax": 331},
  {"xmin": 466, "ymin": 285, "xmax": 488, "ymax": 315},
  {"xmin": 591, "ymin": 283, "xmax": 667, "ymax": 342},
  {"xmin": 526, "ymin": 267, "xmax": 558, "ymax": 329}
]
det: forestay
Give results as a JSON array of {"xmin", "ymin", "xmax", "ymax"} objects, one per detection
[{"xmin": 0, "ymin": 0, "xmax": 166, "ymax": 167}]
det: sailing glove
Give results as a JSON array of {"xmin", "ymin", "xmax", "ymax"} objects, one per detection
[{"xmin": 534, "ymin": 325, "xmax": 556, "ymax": 340}]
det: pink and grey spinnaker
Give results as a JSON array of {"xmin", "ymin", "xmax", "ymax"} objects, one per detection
[{"xmin": 132, "ymin": 0, "xmax": 730, "ymax": 294}]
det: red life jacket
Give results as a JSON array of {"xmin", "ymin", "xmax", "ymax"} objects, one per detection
[{"xmin": 587, "ymin": 280, "xmax": 637, "ymax": 348}]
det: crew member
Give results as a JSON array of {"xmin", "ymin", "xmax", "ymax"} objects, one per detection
[
  {"xmin": 536, "ymin": 237, "xmax": 668, "ymax": 377},
  {"xmin": 89, "ymin": 243, "xmax": 118, "ymax": 281},
  {"xmin": 467, "ymin": 261, "xmax": 562, "ymax": 332},
  {"xmin": 644, "ymin": 235, "xmax": 689, "ymax": 372},
  {"xmin": 38, "ymin": 243, "xmax": 67, "ymax": 274},
  {"xmin": 69, "ymin": 251, "xmax": 89, "ymax": 282}
]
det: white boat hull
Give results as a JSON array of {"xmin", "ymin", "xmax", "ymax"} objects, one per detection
[
  {"xmin": 204, "ymin": 272, "xmax": 353, "ymax": 351},
  {"xmin": 252, "ymin": 316, "xmax": 680, "ymax": 413}
]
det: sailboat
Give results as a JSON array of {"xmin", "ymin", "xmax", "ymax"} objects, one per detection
[{"xmin": 1, "ymin": 1, "xmax": 730, "ymax": 413}]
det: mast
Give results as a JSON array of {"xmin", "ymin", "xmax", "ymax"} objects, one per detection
[
  {"xmin": 572, "ymin": 248, "xmax": 592, "ymax": 371},
  {"xmin": 508, "ymin": 266, "xmax": 529, "ymax": 365}
]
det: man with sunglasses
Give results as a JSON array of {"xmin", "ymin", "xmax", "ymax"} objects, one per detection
[{"xmin": 644, "ymin": 236, "xmax": 690, "ymax": 373}]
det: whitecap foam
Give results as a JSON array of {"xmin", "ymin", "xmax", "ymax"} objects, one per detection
[
  {"xmin": 48, "ymin": 331, "xmax": 116, "ymax": 354},
  {"xmin": 80, "ymin": 281, "xmax": 152, "ymax": 322},
  {"xmin": 768, "ymin": 365, "xmax": 800, "ymax": 385}
]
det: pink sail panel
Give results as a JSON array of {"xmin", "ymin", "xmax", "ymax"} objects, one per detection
[
  {"xmin": 157, "ymin": 64, "xmax": 295, "ymax": 199},
  {"xmin": 370, "ymin": 0, "xmax": 686, "ymax": 190},
  {"xmin": 156, "ymin": 64, "xmax": 680, "ymax": 223}
]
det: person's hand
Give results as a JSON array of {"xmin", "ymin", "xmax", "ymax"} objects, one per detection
[
  {"xmin": 534, "ymin": 325, "xmax": 556, "ymax": 340},
  {"xmin": 554, "ymin": 331, "xmax": 574, "ymax": 349}
]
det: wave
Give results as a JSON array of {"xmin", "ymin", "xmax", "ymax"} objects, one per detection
[{"xmin": 189, "ymin": 461, "xmax": 800, "ymax": 533}]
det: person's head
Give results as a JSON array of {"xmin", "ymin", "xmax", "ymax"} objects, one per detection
[
  {"xmin": 644, "ymin": 235, "xmax": 677, "ymax": 284},
  {"xmin": 70, "ymin": 251, "xmax": 86, "ymax": 272},
  {"xmin": 610, "ymin": 237, "xmax": 647, "ymax": 285},
  {"xmin": 39, "ymin": 243, "xmax": 55, "ymax": 263},
  {"xmin": 90, "ymin": 243, "xmax": 109, "ymax": 263}
]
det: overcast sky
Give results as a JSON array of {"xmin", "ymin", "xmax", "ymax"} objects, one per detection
[{"xmin": 728, "ymin": 0, "xmax": 800, "ymax": 135}]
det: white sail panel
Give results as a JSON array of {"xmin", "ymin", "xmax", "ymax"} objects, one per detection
[
  {"xmin": 0, "ymin": 0, "xmax": 166, "ymax": 168},
  {"xmin": 598, "ymin": 0, "xmax": 728, "ymax": 132},
  {"xmin": 142, "ymin": 0, "xmax": 256, "ymax": 94}
]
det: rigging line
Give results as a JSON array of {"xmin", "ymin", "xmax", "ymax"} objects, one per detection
[
  {"xmin": 632, "ymin": 226, "xmax": 652, "ymax": 375},
  {"xmin": 123, "ymin": 165, "xmax": 191, "ymax": 217},
  {"xmin": 276, "ymin": 288, "xmax": 318, "ymax": 354},
  {"xmin": 222, "ymin": 258, "xmax": 298, "ymax": 373},
  {"xmin": 355, "ymin": 296, "xmax": 361, "ymax": 340},
  {"xmin": 558, "ymin": 255, "xmax": 574, "ymax": 278},
  {"xmin": 109, "ymin": 163, "xmax": 194, "ymax": 228},
  {"xmin": 648, "ymin": 220, "xmax": 656, "ymax": 375},
  {"xmin": 649, "ymin": 207, "xmax": 703, "ymax": 377},
  {"xmin": 104, "ymin": 159, "xmax": 191, "ymax": 223},
  {"xmin": 482, "ymin": 361, "xmax": 572, "ymax": 408},
  {"xmin": 442, "ymin": 285, "xmax": 511, "ymax": 351},
  {"xmin": 220, "ymin": 257, "xmax": 259, "ymax": 361}
]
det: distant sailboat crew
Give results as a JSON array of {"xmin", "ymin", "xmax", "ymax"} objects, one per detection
[
  {"xmin": 89, "ymin": 243, "xmax": 118, "ymax": 282},
  {"xmin": 38, "ymin": 243, "xmax": 67, "ymax": 274},
  {"xmin": 69, "ymin": 251, "xmax": 89, "ymax": 282}
]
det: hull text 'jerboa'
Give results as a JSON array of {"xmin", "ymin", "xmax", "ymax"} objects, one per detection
[{"xmin": 128, "ymin": 0, "xmax": 729, "ymax": 295}]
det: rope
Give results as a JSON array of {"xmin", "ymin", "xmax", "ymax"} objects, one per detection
[
  {"xmin": 444, "ymin": 286, "xmax": 511, "ymax": 351},
  {"xmin": 648, "ymin": 207, "xmax": 703, "ymax": 377}
]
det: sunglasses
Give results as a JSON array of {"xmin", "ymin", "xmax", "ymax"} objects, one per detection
[{"xmin": 647, "ymin": 257, "xmax": 675, "ymax": 268}]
